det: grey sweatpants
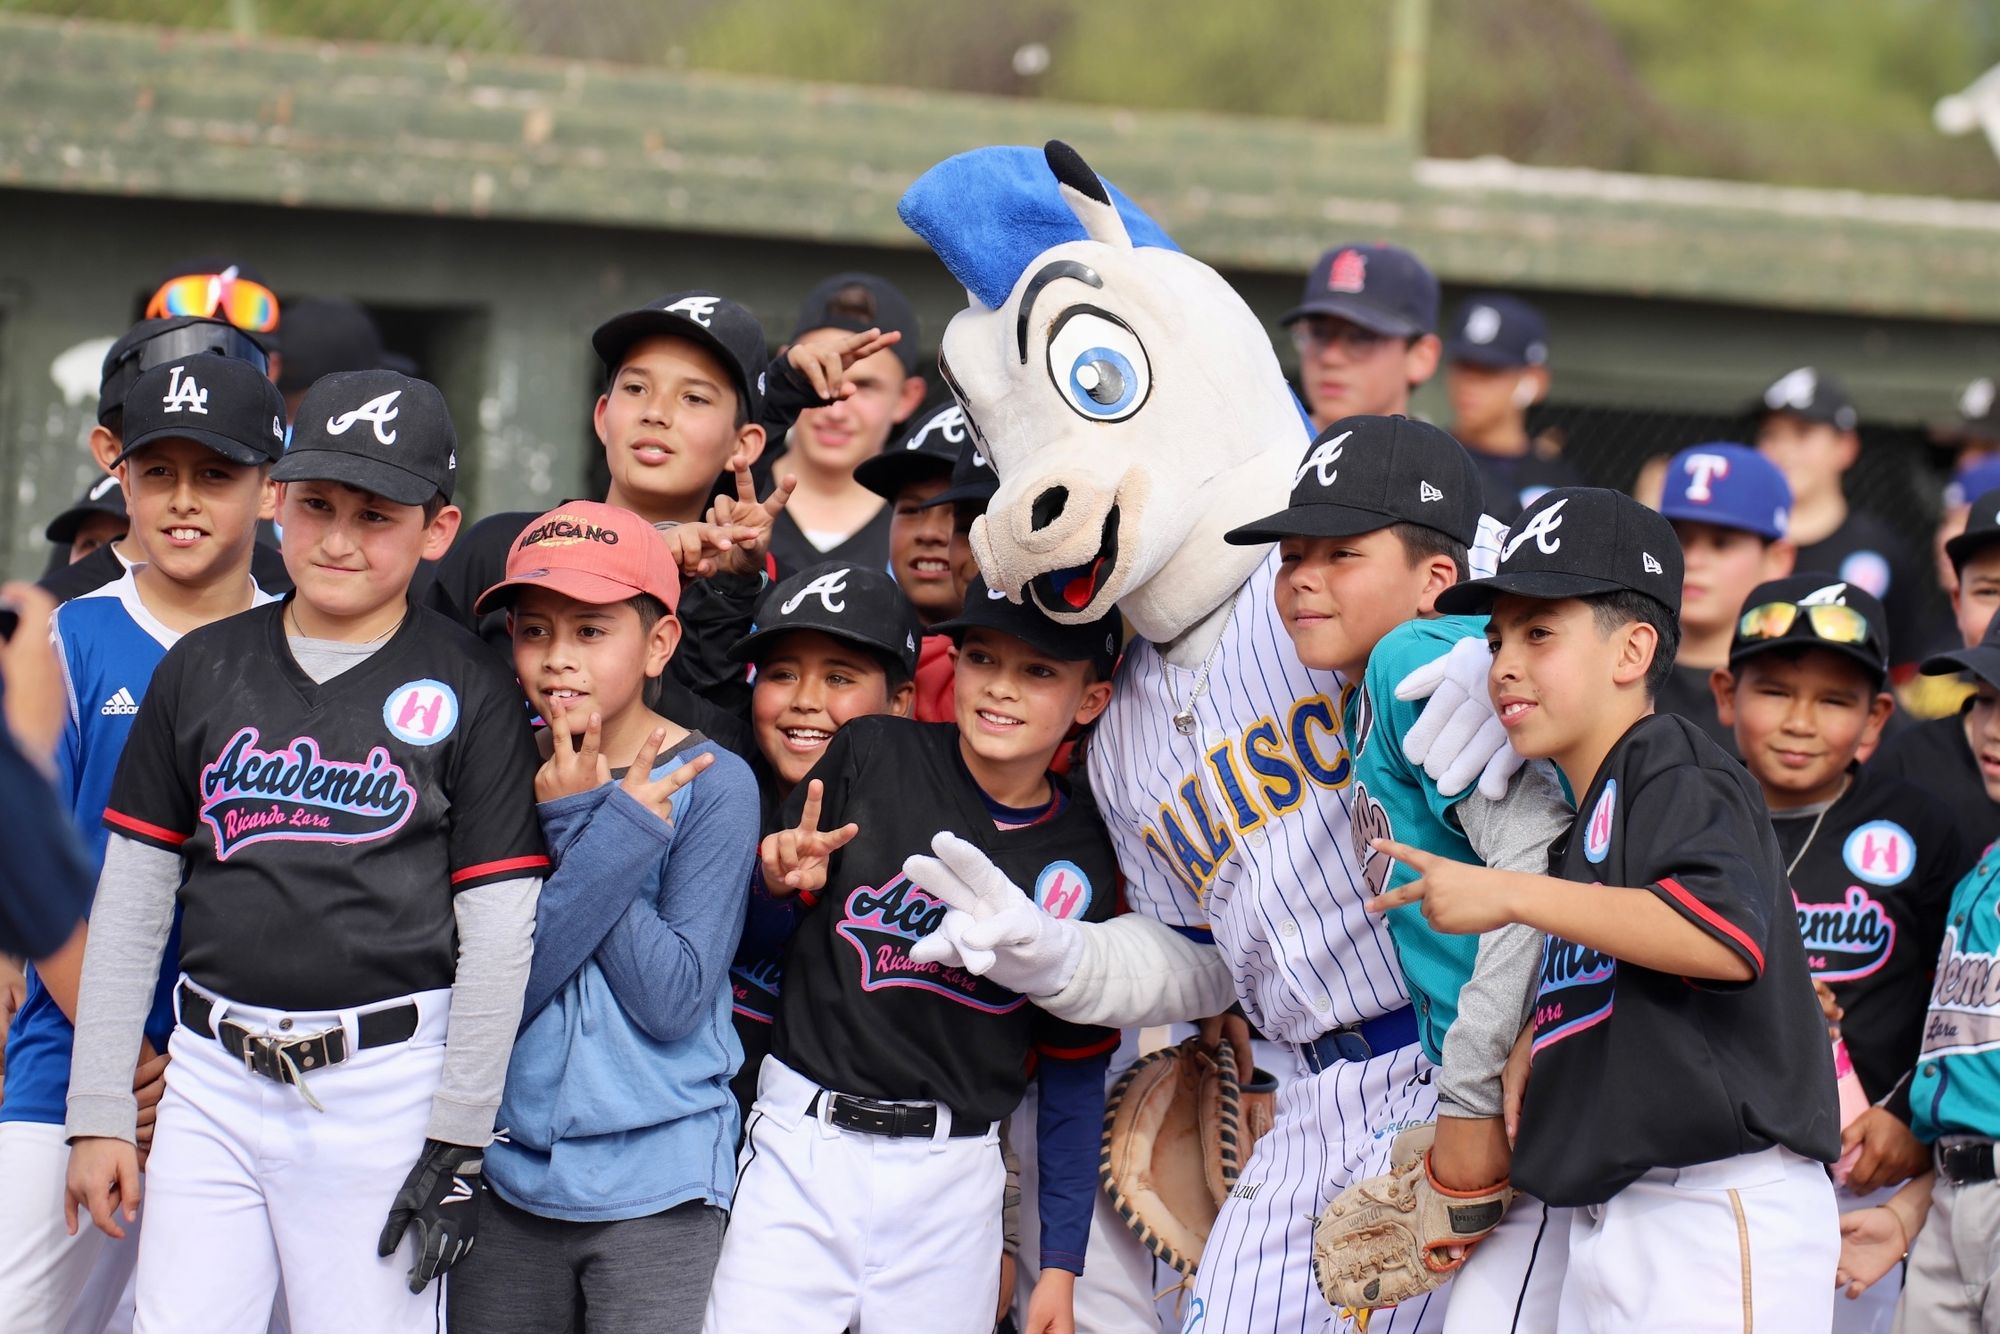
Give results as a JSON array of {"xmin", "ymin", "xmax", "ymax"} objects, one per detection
[{"xmin": 1896, "ymin": 1173, "xmax": 2000, "ymax": 1334}]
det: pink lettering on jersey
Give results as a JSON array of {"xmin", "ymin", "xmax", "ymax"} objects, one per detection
[
  {"xmin": 198, "ymin": 726, "xmax": 417, "ymax": 858},
  {"xmin": 1796, "ymin": 886, "xmax": 1897, "ymax": 983},
  {"xmin": 835, "ymin": 874, "xmax": 1027, "ymax": 1014}
]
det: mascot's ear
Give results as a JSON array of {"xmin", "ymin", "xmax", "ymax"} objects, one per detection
[{"xmin": 1045, "ymin": 140, "xmax": 1132, "ymax": 250}]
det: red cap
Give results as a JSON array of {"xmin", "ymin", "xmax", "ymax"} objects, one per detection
[{"xmin": 475, "ymin": 501, "xmax": 681, "ymax": 615}]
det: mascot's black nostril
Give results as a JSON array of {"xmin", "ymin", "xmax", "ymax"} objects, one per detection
[{"xmin": 1030, "ymin": 487, "xmax": 1069, "ymax": 532}]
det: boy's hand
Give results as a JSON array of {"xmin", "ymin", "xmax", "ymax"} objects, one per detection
[
  {"xmin": 1836, "ymin": 1206, "xmax": 1908, "ymax": 1299},
  {"xmin": 377, "ymin": 1139, "xmax": 482, "ymax": 1293},
  {"xmin": 1814, "ymin": 980, "xmax": 1844, "ymax": 1042},
  {"xmin": 997, "ymin": 1251, "xmax": 1017, "ymax": 1327},
  {"xmin": 1023, "ymin": 1267, "xmax": 1076, "ymax": 1334},
  {"xmin": 1839, "ymin": 1107, "xmax": 1928, "ymax": 1194},
  {"xmin": 535, "ymin": 707, "xmax": 611, "ymax": 804},
  {"xmin": 618, "ymin": 726, "xmax": 714, "ymax": 827},
  {"xmin": 65, "ymin": 1136, "xmax": 140, "ymax": 1240},
  {"xmin": 704, "ymin": 454, "xmax": 796, "ymax": 579},
  {"xmin": 1501, "ymin": 1022, "xmax": 1533, "ymax": 1147},
  {"xmin": 783, "ymin": 327, "xmax": 904, "ymax": 405},
  {"xmin": 1, "ymin": 582, "xmax": 65, "ymax": 772},
  {"xmin": 658, "ymin": 519, "xmax": 765, "ymax": 581},
  {"xmin": 1366, "ymin": 838, "xmax": 1521, "ymax": 934},
  {"xmin": 133, "ymin": 1043, "xmax": 169, "ymax": 1169},
  {"xmin": 758, "ymin": 779, "xmax": 859, "ymax": 898}
]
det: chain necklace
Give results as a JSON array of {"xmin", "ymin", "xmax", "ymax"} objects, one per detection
[
  {"xmin": 1168, "ymin": 606, "xmax": 1235, "ymax": 737},
  {"xmin": 286, "ymin": 599, "xmax": 406, "ymax": 647},
  {"xmin": 1782, "ymin": 774, "xmax": 1850, "ymax": 878}
]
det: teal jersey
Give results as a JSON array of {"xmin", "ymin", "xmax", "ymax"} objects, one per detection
[
  {"xmin": 1913, "ymin": 843, "xmax": 2000, "ymax": 1143},
  {"xmin": 1342, "ymin": 616, "xmax": 1487, "ymax": 1063}
]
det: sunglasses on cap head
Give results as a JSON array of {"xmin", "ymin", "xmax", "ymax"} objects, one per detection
[
  {"xmin": 1737, "ymin": 600, "xmax": 1875, "ymax": 651},
  {"xmin": 145, "ymin": 268, "xmax": 280, "ymax": 334},
  {"xmin": 125, "ymin": 323, "xmax": 270, "ymax": 378}
]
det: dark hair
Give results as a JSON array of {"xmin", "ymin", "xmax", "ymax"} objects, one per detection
[
  {"xmin": 625, "ymin": 593, "xmax": 671, "ymax": 635},
  {"xmin": 1581, "ymin": 589, "xmax": 1679, "ymax": 700},
  {"xmin": 1388, "ymin": 522, "xmax": 1470, "ymax": 583},
  {"xmin": 821, "ymin": 283, "xmax": 881, "ymax": 327},
  {"xmin": 421, "ymin": 494, "xmax": 448, "ymax": 525}
]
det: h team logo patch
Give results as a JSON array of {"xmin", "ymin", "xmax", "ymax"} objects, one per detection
[
  {"xmin": 384, "ymin": 679, "xmax": 460, "ymax": 746},
  {"xmin": 1583, "ymin": 779, "xmax": 1616, "ymax": 864},
  {"xmin": 1035, "ymin": 861, "xmax": 1094, "ymax": 920},
  {"xmin": 1843, "ymin": 820, "xmax": 1914, "ymax": 887}
]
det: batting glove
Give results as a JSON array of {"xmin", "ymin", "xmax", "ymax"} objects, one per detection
[
  {"xmin": 1394, "ymin": 636, "xmax": 1525, "ymax": 801},
  {"xmin": 905, "ymin": 832, "xmax": 1084, "ymax": 997},
  {"xmin": 377, "ymin": 1139, "xmax": 482, "ymax": 1293}
]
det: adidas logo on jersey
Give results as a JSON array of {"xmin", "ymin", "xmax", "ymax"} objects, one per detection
[{"xmin": 100, "ymin": 687, "xmax": 140, "ymax": 716}]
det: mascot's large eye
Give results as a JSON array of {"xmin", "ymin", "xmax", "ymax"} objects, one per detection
[{"xmin": 1046, "ymin": 307, "xmax": 1150, "ymax": 423}]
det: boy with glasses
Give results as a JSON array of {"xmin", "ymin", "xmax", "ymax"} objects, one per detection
[{"xmin": 1280, "ymin": 243, "xmax": 1442, "ymax": 429}]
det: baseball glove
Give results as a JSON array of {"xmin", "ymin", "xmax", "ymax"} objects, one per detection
[{"xmin": 1311, "ymin": 1124, "xmax": 1513, "ymax": 1315}]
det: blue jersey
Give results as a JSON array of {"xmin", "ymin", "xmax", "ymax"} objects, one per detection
[
  {"xmin": 1914, "ymin": 843, "xmax": 2000, "ymax": 1143},
  {"xmin": 1, "ymin": 573, "xmax": 270, "ymax": 1126}
]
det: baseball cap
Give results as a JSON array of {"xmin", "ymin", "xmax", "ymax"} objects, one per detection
[
  {"xmin": 1946, "ymin": 486, "xmax": 2000, "ymax": 572},
  {"xmin": 1729, "ymin": 574, "xmax": 1890, "ymax": 685},
  {"xmin": 277, "ymin": 297, "xmax": 387, "ymax": 394},
  {"xmin": 1225, "ymin": 415, "xmax": 1481, "ymax": 548},
  {"xmin": 727, "ymin": 561, "xmax": 922, "ymax": 677},
  {"xmin": 115, "ymin": 356, "xmax": 288, "ymax": 467},
  {"xmin": 591, "ymin": 291, "xmax": 767, "ymax": 421},
  {"xmin": 1922, "ymin": 607, "xmax": 2000, "ymax": 689},
  {"xmin": 274, "ymin": 369, "xmax": 457, "ymax": 505},
  {"xmin": 935, "ymin": 576, "xmax": 1122, "ymax": 679},
  {"xmin": 1657, "ymin": 443, "xmax": 1792, "ymax": 541},
  {"xmin": 1444, "ymin": 295, "xmax": 1549, "ymax": 369},
  {"xmin": 1945, "ymin": 459, "xmax": 2000, "ymax": 512},
  {"xmin": 1942, "ymin": 376, "xmax": 2000, "ymax": 445},
  {"xmin": 1437, "ymin": 487, "xmax": 1684, "ymax": 617},
  {"xmin": 475, "ymin": 500, "xmax": 682, "ymax": 616},
  {"xmin": 43, "ymin": 474, "xmax": 127, "ymax": 545},
  {"xmin": 790, "ymin": 273, "xmax": 922, "ymax": 374},
  {"xmin": 854, "ymin": 401, "xmax": 969, "ymax": 501},
  {"xmin": 918, "ymin": 433, "xmax": 1001, "ymax": 512},
  {"xmin": 1279, "ymin": 244, "xmax": 1439, "ymax": 338},
  {"xmin": 1753, "ymin": 367, "xmax": 1859, "ymax": 433},
  {"xmin": 98, "ymin": 316, "xmax": 271, "ymax": 425}
]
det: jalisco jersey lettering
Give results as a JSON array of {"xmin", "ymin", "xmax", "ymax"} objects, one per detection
[
  {"xmin": 772, "ymin": 717, "xmax": 1118, "ymax": 1125},
  {"xmin": 1914, "ymin": 844, "xmax": 2000, "ymax": 1142},
  {"xmin": 1515, "ymin": 713, "xmax": 1839, "ymax": 1207},
  {"xmin": 103, "ymin": 601, "xmax": 550, "ymax": 1011}
]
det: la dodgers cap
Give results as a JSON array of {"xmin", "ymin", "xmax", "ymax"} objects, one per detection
[
  {"xmin": 1658, "ymin": 443, "xmax": 1792, "ymax": 541},
  {"xmin": 275, "ymin": 369, "xmax": 457, "ymax": 505},
  {"xmin": 1280, "ymin": 243, "xmax": 1439, "ymax": 338},
  {"xmin": 44, "ymin": 473, "xmax": 127, "ymax": 545},
  {"xmin": 1946, "ymin": 485, "xmax": 2000, "ymax": 573},
  {"xmin": 1225, "ymin": 415, "xmax": 1481, "ymax": 548},
  {"xmin": 1444, "ymin": 295, "xmax": 1549, "ymax": 369},
  {"xmin": 790, "ymin": 272, "xmax": 922, "ymax": 374},
  {"xmin": 116, "ymin": 355, "xmax": 287, "ymax": 467},
  {"xmin": 476, "ymin": 500, "xmax": 682, "ymax": 615},
  {"xmin": 591, "ymin": 290, "xmax": 767, "ymax": 421},
  {"xmin": 918, "ymin": 433, "xmax": 1001, "ymax": 512},
  {"xmin": 1753, "ymin": 367, "xmax": 1859, "ymax": 433},
  {"xmin": 854, "ymin": 400, "xmax": 968, "ymax": 501},
  {"xmin": 1436, "ymin": 487, "xmax": 1684, "ymax": 617},
  {"xmin": 98, "ymin": 316, "xmax": 270, "ymax": 425},
  {"xmin": 935, "ymin": 576, "xmax": 1122, "ymax": 679},
  {"xmin": 1922, "ymin": 607, "xmax": 2000, "ymax": 689},
  {"xmin": 1728, "ymin": 573, "xmax": 1890, "ymax": 682},
  {"xmin": 727, "ymin": 561, "xmax": 922, "ymax": 677}
]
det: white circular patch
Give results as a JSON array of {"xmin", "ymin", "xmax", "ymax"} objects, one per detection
[
  {"xmin": 1838, "ymin": 550, "xmax": 1891, "ymax": 599},
  {"xmin": 383, "ymin": 679, "xmax": 460, "ymax": 746},
  {"xmin": 1842, "ymin": 820, "xmax": 1915, "ymax": 887},
  {"xmin": 1036, "ymin": 861, "xmax": 1094, "ymax": 921},
  {"xmin": 1584, "ymin": 779, "xmax": 1616, "ymax": 865}
]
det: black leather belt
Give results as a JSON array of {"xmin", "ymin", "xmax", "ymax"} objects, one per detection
[
  {"xmin": 807, "ymin": 1090, "xmax": 989, "ymax": 1139},
  {"xmin": 178, "ymin": 982, "xmax": 418, "ymax": 1088},
  {"xmin": 1937, "ymin": 1139, "xmax": 1997, "ymax": 1186}
]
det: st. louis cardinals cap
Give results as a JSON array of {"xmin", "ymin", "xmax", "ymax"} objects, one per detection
[
  {"xmin": 1946, "ymin": 485, "xmax": 2000, "ymax": 573},
  {"xmin": 917, "ymin": 433, "xmax": 1001, "ymax": 512},
  {"xmin": 1436, "ymin": 487, "xmax": 1684, "ymax": 616},
  {"xmin": 591, "ymin": 290, "xmax": 767, "ymax": 421},
  {"xmin": 98, "ymin": 316, "xmax": 271, "ymax": 425},
  {"xmin": 1280, "ymin": 243, "xmax": 1439, "ymax": 338},
  {"xmin": 1729, "ymin": 573, "xmax": 1890, "ymax": 684},
  {"xmin": 116, "ymin": 355, "xmax": 287, "ymax": 467},
  {"xmin": 476, "ymin": 500, "xmax": 682, "ymax": 615},
  {"xmin": 790, "ymin": 272, "xmax": 922, "ymax": 374},
  {"xmin": 1658, "ymin": 442, "xmax": 1792, "ymax": 541},
  {"xmin": 1225, "ymin": 415, "xmax": 1481, "ymax": 548},
  {"xmin": 1752, "ymin": 366, "xmax": 1859, "ymax": 433},
  {"xmin": 275, "ymin": 369, "xmax": 457, "ymax": 505},
  {"xmin": 935, "ymin": 575, "xmax": 1122, "ymax": 678},
  {"xmin": 728, "ymin": 561, "xmax": 922, "ymax": 676},
  {"xmin": 1922, "ymin": 606, "xmax": 2000, "ymax": 690},
  {"xmin": 854, "ymin": 401, "xmax": 969, "ymax": 501},
  {"xmin": 44, "ymin": 473, "xmax": 127, "ymax": 544},
  {"xmin": 1444, "ymin": 295, "xmax": 1550, "ymax": 369}
]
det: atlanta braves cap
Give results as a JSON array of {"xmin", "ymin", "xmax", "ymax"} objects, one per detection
[
  {"xmin": 790, "ymin": 272, "xmax": 922, "ymax": 374},
  {"xmin": 116, "ymin": 355, "xmax": 287, "ymax": 467},
  {"xmin": 1226, "ymin": 415, "xmax": 1481, "ymax": 548},
  {"xmin": 476, "ymin": 500, "xmax": 682, "ymax": 615},
  {"xmin": 1729, "ymin": 573, "xmax": 1890, "ymax": 683},
  {"xmin": 1753, "ymin": 367, "xmax": 1859, "ymax": 433},
  {"xmin": 934, "ymin": 575, "xmax": 1121, "ymax": 678},
  {"xmin": 275, "ymin": 369, "xmax": 456, "ymax": 505},
  {"xmin": 98, "ymin": 316, "xmax": 271, "ymax": 425},
  {"xmin": 1946, "ymin": 486, "xmax": 2000, "ymax": 573},
  {"xmin": 1444, "ymin": 294, "xmax": 1549, "ymax": 369},
  {"xmin": 1922, "ymin": 604, "xmax": 2000, "ymax": 689},
  {"xmin": 1280, "ymin": 243, "xmax": 1439, "ymax": 338},
  {"xmin": 1658, "ymin": 443, "xmax": 1792, "ymax": 541},
  {"xmin": 727, "ymin": 561, "xmax": 922, "ymax": 677},
  {"xmin": 1436, "ymin": 487, "xmax": 1684, "ymax": 617},
  {"xmin": 854, "ymin": 401, "xmax": 970, "ymax": 501},
  {"xmin": 43, "ymin": 473, "xmax": 127, "ymax": 545},
  {"xmin": 917, "ymin": 432, "xmax": 1001, "ymax": 512},
  {"xmin": 591, "ymin": 290, "xmax": 767, "ymax": 421}
]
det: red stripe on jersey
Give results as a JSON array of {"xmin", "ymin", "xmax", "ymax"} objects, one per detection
[
  {"xmin": 103, "ymin": 809, "xmax": 189, "ymax": 846},
  {"xmin": 1034, "ymin": 1033, "xmax": 1121, "ymax": 1061},
  {"xmin": 1655, "ymin": 877, "xmax": 1765, "ymax": 975},
  {"xmin": 450, "ymin": 854, "xmax": 550, "ymax": 885}
]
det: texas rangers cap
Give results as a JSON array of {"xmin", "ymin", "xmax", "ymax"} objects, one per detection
[
  {"xmin": 591, "ymin": 290, "xmax": 767, "ymax": 420},
  {"xmin": 44, "ymin": 474, "xmax": 127, "ymax": 545},
  {"xmin": 1444, "ymin": 295, "xmax": 1549, "ymax": 369},
  {"xmin": 935, "ymin": 576, "xmax": 1121, "ymax": 678},
  {"xmin": 476, "ymin": 500, "xmax": 682, "ymax": 615},
  {"xmin": 790, "ymin": 272, "xmax": 922, "ymax": 374},
  {"xmin": 1946, "ymin": 486, "xmax": 2000, "ymax": 573},
  {"xmin": 917, "ymin": 433, "xmax": 1001, "ymax": 512},
  {"xmin": 98, "ymin": 316, "xmax": 271, "ymax": 425},
  {"xmin": 854, "ymin": 401, "xmax": 968, "ymax": 501},
  {"xmin": 1658, "ymin": 443, "xmax": 1792, "ymax": 541},
  {"xmin": 275, "ymin": 369, "xmax": 456, "ymax": 505},
  {"xmin": 276, "ymin": 296, "xmax": 387, "ymax": 394},
  {"xmin": 1922, "ymin": 606, "xmax": 2000, "ymax": 689},
  {"xmin": 116, "ymin": 355, "xmax": 288, "ymax": 467},
  {"xmin": 727, "ymin": 561, "xmax": 922, "ymax": 677},
  {"xmin": 1752, "ymin": 367, "xmax": 1859, "ymax": 433},
  {"xmin": 1436, "ymin": 487, "xmax": 1684, "ymax": 617},
  {"xmin": 1226, "ymin": 415, "xmax": 1481, "ymax": 548},
  {"xmin": 1279, "ymin": 243, "xmax": 1439, "ymax": 338},
  {"xmin": 1729, "ymin": 574, "xmax": 1890, "ymax": 684}
]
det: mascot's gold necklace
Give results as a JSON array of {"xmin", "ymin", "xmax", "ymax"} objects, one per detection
[{"xmin": 1168, "ymin": 605, "xmax": 1236, "ymax": 737}]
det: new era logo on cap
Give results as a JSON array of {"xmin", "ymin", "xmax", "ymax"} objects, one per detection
[
  {"xmin": 1420, "ymin": 481, "xmax": 1444, "ymax": 503},
  {"xmin": 1642, "ymin": 552, "xmax": 1663, "ymax": 574}
]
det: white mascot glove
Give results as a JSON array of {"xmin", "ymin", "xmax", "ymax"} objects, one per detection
[
  {"xmin": 1394, "ymin": 635, "xmax": 1525, "ymax": 801},
  {"xmin": 904, "ymin": 832, "xmax": 1084, "ymax": 998}
]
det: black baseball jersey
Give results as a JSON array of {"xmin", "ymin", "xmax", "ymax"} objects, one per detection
[
  {"xmin": 1469, "ymin": 451, "xmax": 1587, "ymax": 526},
  {"xmin": 1653, "ymin": 661, "xmax": 1739, "ymax": 761},
  {"xmin": 1775, "ymin": 765, "xmax": 1969, "ymax": 1105},
  {"xmin": 1513, "ymin": 713, "xmax": 1840, "ymax": 1207},
  {"xmin": 772, "ymin": 716, "xmax": 1119, "ymax": 1126},
  {"xmin": 103, "ymin": 600, "xmax": 550, "ymax": 1010},
  {"xmin": 1872, "ymin": 713, "xmax": 2000, "ymax": 855},
  {"xmin": 1796, "ymin": 510, "xmax": 1932, "ymax": 668},
  {"xmin": 766, "ymin": 504, "xmax": 891, "ymax": 585}
]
